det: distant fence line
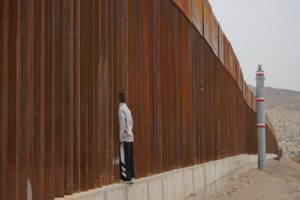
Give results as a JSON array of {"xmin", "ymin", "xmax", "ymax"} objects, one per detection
[{"xmin": 0, "ymin": 0, "xmax": 278, "ymax": 200}]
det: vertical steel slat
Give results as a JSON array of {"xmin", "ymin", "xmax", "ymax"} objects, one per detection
[
  {"xmin": 39, "ymin": 0, "xmax": 46, "ymax": 199},
  {"xmin": 112, "ymin": 0, "xmax": 128, "ymax": 180},
  {"xmin": 54, "ymin": 0, "xmax": 64, "ymax": 196},
  {"xmin": 111, "ymin": 0, "xmax": 118, "ymax": 183},
  {"xmin": 155, "ymin": 0, "xmax": 163, "ymax": 173},
  {"xmin": 31, "ymin": 0, "xmax": 46, "ymax": 198},
  {"xmin": 44, "ymin": 0, "xmax": 56, "ymax": 198},
  {"xmin": 93, "ymin": 0, "xmax": 101, "ymax": 188},
  {"xmin": 169, "ymin": 4, "xmax": 175, "ymax": 169},
  {"xmin": 79, "ymin": 1, "xmax": 89, "ymax": 190},
  {"xmin": 99, "ymin": 0, "xmax": 108, "ymax": 186},
  {"xmin": 0, "ymin": 0, "xmax": 8, "ymax": 199},
  {"xmin": 17, "ymin": 0, "xmax": 33, "ymax": 198},
  {"xmin": 92, "ymin": 0, "xmax": 97, "ymax": 187},
  {"xmin": 73, "ymin": 0, "xmax": 81, "ymax": 192},
  {"xmin": 32, "ymin": 0, "xmax": 40, "ymax": 198},
  {"xmin": 63, "ymin": 0, "xmax": 74, "ymax": 194},
  {"xmin": 149, "ymin": 0, "xmax": 157, "ymax": 174},
  {"xmin": 87, "ymin": 0, "xmax": 95, "ymax": 189}
]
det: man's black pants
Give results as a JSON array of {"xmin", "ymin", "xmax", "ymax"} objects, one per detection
[{"xmin": 120, "ymin": 142, "xmax": 135, "ymax": 181}]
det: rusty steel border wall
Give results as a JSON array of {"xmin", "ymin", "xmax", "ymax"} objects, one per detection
[
  {"xmin": 0, "ymin": 0, "xmax": 278, "ymax": 199},
  {"xmin": 173, "ymin": 0, "xmax": 277, "ymax": 145}
]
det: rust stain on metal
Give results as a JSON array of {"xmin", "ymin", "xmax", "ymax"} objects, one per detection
[{"xmin": 173, "ymin": 0, "xmax": 192, "ymax": 21}]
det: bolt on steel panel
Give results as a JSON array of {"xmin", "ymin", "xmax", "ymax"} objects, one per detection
[
  {"xmin": 243, "ymin": 80, "xmax": 247, "ymax": 98},
  {"xmin": 218, "ymin": 26, "xmax": 224, "ymax": 65},
  {"xmin": 236, "ymin": 62, "xmax": 243, "ymax": 91},
  {"xmin": 245, "ymin": 87, "xmax": 249, "ymax": 107},
  {"xmin": 223, "ymin": 35, "xmax": 231, "ymax": 73},
  {"xmin": 239, "ymin": 68, "xmax": 244, "ymax": 92},
  {"xmin": 253, "ymin": 93, "xmax": 256, "ymax": 111},
  {"xmin": 236, "ymin": 62, "xmax": 240, "ymax": 89},
  {"xmin": 248, "ymin": 88, "xmax": 252, "ymax": 108},
  {"xmin": 243, "ymin": 84, "xmax": 248, "ymax": 104},
  {"xmin": 211, "ymin": 13, "xmax": 219, "ymax": 57},
  {"xmin": 228, "ymin": 45, "xmax": 236, "ymax": 79},
  {"xmin": 231, "ymin": 52, "xmax": 237, "ymax": 81},
  {"xmin": 191, "ymin": 0, "xmax": 203, "ymax": 36},
  {"xmin": 250, "ymin": 91, "xmax": 253, "ymax": 110},
  {"xmin": 203, "ymin": 0, "xmax": 213, "ymax": 48}
]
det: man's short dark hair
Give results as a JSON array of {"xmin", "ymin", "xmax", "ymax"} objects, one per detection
[{"xmin": 119, "ymin": 92, "xmax": 125, "ymax": 103}]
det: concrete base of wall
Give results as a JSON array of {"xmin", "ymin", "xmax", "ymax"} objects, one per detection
[{"xmin": 55, "ymin": 154, "xmax": 277, "ymax": 200}]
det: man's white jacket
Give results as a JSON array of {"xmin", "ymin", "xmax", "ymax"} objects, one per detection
[{"xmin": 118, "ymin": 103, "xmax": 134, "ymax": 142}]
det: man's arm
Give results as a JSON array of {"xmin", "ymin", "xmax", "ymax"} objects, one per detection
[{"xmin": 118, "ymin": 109, "xmax": 125, "ymax": 143}]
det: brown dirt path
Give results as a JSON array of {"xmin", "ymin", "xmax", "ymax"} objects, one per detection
[{"xmin": 202, "ymin": 159, "xmax": 300, "ymax": 200}]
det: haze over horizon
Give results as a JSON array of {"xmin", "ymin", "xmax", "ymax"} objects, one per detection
[{"xmin": 209, "ymin": 0, "xmax": 300, "ymax": 92}]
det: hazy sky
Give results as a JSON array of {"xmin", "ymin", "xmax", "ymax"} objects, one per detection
[{"xmin": 209, "ymin": 0, "xmax": 300, "ymax": 91}]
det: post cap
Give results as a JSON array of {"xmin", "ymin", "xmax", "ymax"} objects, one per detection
[{"xmin": 257, "ymin": 64, "xmax": 264, "ymax": 72}]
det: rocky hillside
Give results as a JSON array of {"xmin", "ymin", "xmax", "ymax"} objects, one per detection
[{"xmin": 250, "ymin": 86, "xmax": 300, "ymax": 158}]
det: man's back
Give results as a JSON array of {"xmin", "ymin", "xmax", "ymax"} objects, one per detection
[
  {"xmin": 118, "ymin": 103, "xmax": 134, "ymax": 142},
  {"xmin": 118, "ymin": 93, "xmax": 135, "ymax": 182}
]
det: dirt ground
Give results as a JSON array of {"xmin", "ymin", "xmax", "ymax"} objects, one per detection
[{"xmin": 203, "ymin": 159, "xmax": 300, "ymax": 200}]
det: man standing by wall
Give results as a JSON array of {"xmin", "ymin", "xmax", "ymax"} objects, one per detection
[{"xmin": 118, "ymin": 92, "xmax": 135, "ymax": 182}]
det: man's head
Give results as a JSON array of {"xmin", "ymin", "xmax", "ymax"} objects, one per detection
[{"xmin": 118, "ymin": 92, "xmax": 125, "ymax": 103}]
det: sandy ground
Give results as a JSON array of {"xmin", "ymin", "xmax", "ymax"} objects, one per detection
[{"xmin": 201, "ymin": 159, "xmax": 300, "ymax": 200}]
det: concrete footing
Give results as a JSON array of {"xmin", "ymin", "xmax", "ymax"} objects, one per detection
[{"xmin": 55, "ymin": 154, "xmax": 277, "ymax": 200}]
